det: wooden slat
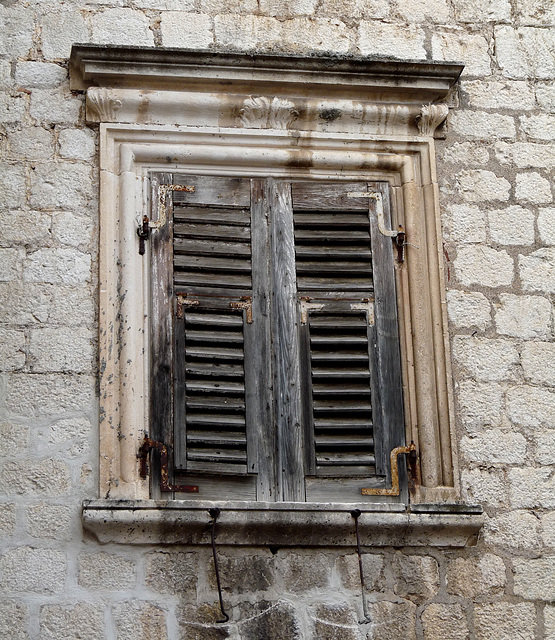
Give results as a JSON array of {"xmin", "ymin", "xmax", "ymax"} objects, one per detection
[
  {"xmin": 171, "ymin": 175, "xmax": 251, "ymax": 207},
  {"xmin": 174, "ymin": 206, "xmax": 250, "ymax": 226},
  {"xmin": 174, "ymin": 238, "xmax": 251, "ymax": 256},
  {"xmin": 174, "ymin": 222, "xmax": 251, "ymax": 241},
  {"xmin": 292, "ymin": 182, "xmax": 368, "ymax": 210},
  {"xmin": 174, "ymin": 254, "xmax": 252, "ymax": 273}
]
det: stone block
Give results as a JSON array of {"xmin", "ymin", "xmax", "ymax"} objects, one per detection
[
  {"xmin": 496, "ymin": 141, "xmax": 555, "ymax": 169},
  {"xmin": 392, "ymin": 554, "xmax": 439, "ymax": 602},
  {"xmin": 208, "ymin": 552, "xmax": 274, "ymax": 594},
  {"xmin": 91, "ymin": 9, "xmax": 154, "ymax": 46},
  {"xmin": 461, "ymin": 80, "xmax": 536, "ymax": 110},
  {"xmin": 0, "ymin": 248, "xmax": 24, "ymax": 282},
  {"xmin": 461, "ymin": 468, "xmax": 508, "ymax": 507},
  {"xmin": 446, "ymin": 553, "xmax": 505, "ymax": 597},
  {"xmin": 440, "ymin": 142, "xmax": 490, "ymax": 166},
  {"xmin": 0, "ymin": 210, "xmax": 52, "ymax": 248},
  {"xmin": 488, "ymin": 205, "xmax": 535, "ymax": 245},
  {"xmin": 24, "ymin": 248, "xmax": 91, "ymax": 285},
  {"xmin": 0, "ymin": 502, "xmax": 16, "ymax": 537},
  {"xmin": 7, "ymin": 126, "xmax": 55, "ymax": 161},
  {"xmin": 474, "ymin": 602, "xmax": 535, "ymax": 640},
  {"xmin": 0, "ymin": 282, "xmax": 51, "ymax": 325},
  {"xmin": 456, "ymin": 169, "xmax": 511, "ymax": 202},
  {"xmin": 395, "ymin": 0, "xmax": 451, "ymax": 22},
  {"xmin": 538, "ymin": 208, "xmax": 555, "ymax": 245},
  {"xmin": 421, "ymin": 603, "xmax": 469, "ymax": 640},
  {"xmin": 510, "ymin": 467, "xmax": 555, "ymax": 508},
  {"xmin": 546, "ymin": 605, "xmax": 555, "ymax": 640},
  {"xmin": 113, "ymin": 600, "xmax": 168, "ymax": 640},
  {"xmin": 1, "ymin": 546, "xmax": 66, "ymax": 594},
  {"xmin": 0, "ymin": 459, "xmax": 71, "ymax": 496},
  {"xmin": 520, "ymin": 114, "xmax": 555, "ymax": 141},
  {"xmin": 15, "ymin": 62, "xmax": 66, "ymax": 89},
  {"xmin": 522, "ymin": 342, "xmax": 555, "ymax": 386},
  {"xmin": 0, "ymin": 164, "xmax": 27, "ymax": 209},
  {"xmin": 258, "ymin": 0, "xmax": 318, "ymax": 16},
  {"xmin": 446, "ymin": 290, "xmax": 491, "ymax": 330},
  {"xmin": 0, "ymin": 600, "xmax": 27, "ymax": 640},
  {"xmin": 26, "ymin": 504, "xmax": 72, "ymax": 541},
  {"xmin": 6, "ymin": 373, "xmax": 94, "ymax": 416},
  {"xmin": 431, "ymin": 32, "xmax": 491, "ymax": 76},
  {"xmin": 453, "ymin": 336, "xmax": 518, "ymax": 381},
  {"xmin": 214, "ymin": 14, "xmax": 280, "ymax": 50},
  {"xmin": 30, "ymin": 89, "xmax": 82, "ymax": 124},
  {"xmin": 49, "ymin": 417, "xmax": 92, "ymax": 457},
  {"xmin": 536, "ymin": 83, "xmax": 555, "ymax": 112},
  {"xmin": 29, "ymin": 326, "xmax": 92, "ymax": 373},
  {"xmin": 483, "ymin": 510, "xmax": 541, "ymax": 549},
  {"xmin": 40, "ymin": 603, "xmax": 105, "ymax": 640},
  {"xmin": 535, "ymin": 431, "xmax": 555, "ymax": 466},
  {"xmin": 444, "ymin": 204, "xmax": 486, "ymax": 243},
  {"xmin": 161, "ymin": 12, "xmax": 214, "ymax": 48},
  {"xmin": 457, "ymin": 381, "xmax": 504, "ymax": 430},
  {"xmin": 495, "ymin": 26, "xmax": 555, "ymax": 79},
  {"xmin": 461, "ymin": 429, "xmax": 526, "ymax": 464},
  {"xmin": 48, "ymin": 286, "xmax": 95, "ymax": 326},
  {"xmin": 450, "ymin": 111, "xmax": 516, "ymax": 140},
  {"xmin": 520, "ymin": 248, "xmax": 555, "ymax": 292},
  {"xmin": 514, "ymin": 0, "xmax": 555, "ymax": 25},
  {"xmin": 359, "ymin": 21, "xmax": 426, "ymax": 59},
  {"xmin": 452, "ymin": 0, "xmax": 511, "ymax": 22},
  {"xmin": 145, "ymin": 550, "xmax": 198, "ymax": 594},
  {"xmin": 0, "ymin": 328, "xmax": 25, "ymax": 371},
  {"xmin": 336, "ymin": 552, "xmax": 384, "ymax": 591},
  {"xmin": 30, "ymin": 162, "xmax": 93, "ymax": 211},
  {"xmin": 78, "ymin": 552, "xmax": 136, "ymax": 590},
  {"xmin": 51, "ymin": 212, "xmax": 93, "ymax": 249},
  {"xmin": 542, "ymin": 511, "xmax": 555, "ymax": 546},
  {"xmin": 198, "ymin": 0, "xmax": 256, "ymax": 12},
  {"xmin": 282, "ymin": 551, "xmax": 331, "ymax": 592},
  {"xmin": 0, "ymin": 422, "xmax": 29, "ymax": 456},
  {"xmin": 367, "ymin": 601, "xmax": 416, "ymax": 640},
  {"xmin": 495, "ymin": 294, "xmax": 552, "ymax": 338},
  {"xmin": 514, "ymin": 558, "xmax": 555, "ymax": 601},
  {"xmin": 0, "ymin": 93, "xmax": 27, "ymax": 124},
  {"xmin": 507, "ymin": 385, "xmax": 555, "ymax": 427},
  {"xmin": 238, "ymin": 601, "xmax": 301, "ymax": 640},
  {"xmin": 40, "ymin": 9, "xmax": 89, "ymax": 60},
  {"xmin": 516, "ymin": 171, "xmax": 553, "ymax": 204},
  {"xmin": 454, "ymin": 246, "xmax": 513, "ymax": 287},
  {"xmin": 311, "ymin": 603, "xmax": 360, "ymax": 640},
  {"xmin": 58, "ymin": 128, "xmax": 96, "ymax": 161},
  {"xmin": 0, "ymin": 6, "xmax": 34, "ymax": 57}
]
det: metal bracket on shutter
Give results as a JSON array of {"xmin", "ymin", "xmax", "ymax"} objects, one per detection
[
  {"xmin": 299, "ymin": 297, "xmax": 325, "ymax": 324},
  {"xmin": 361, "ymin": 442, "xmax": 416, "ymax": 496},
  {"xmin": 230, "ymin": 297, "xmax": 253, "ymax": 324},
  {"xmin": 138, "ymin": 437, "xmax": 199, "ymax": 493},
  {"xmin": 176, "ymin": 293, "xmax": 200, "ymax": 319},
  {"xmin": 350, "ymin": 300, "xmax": 375, "ymax": 326}
]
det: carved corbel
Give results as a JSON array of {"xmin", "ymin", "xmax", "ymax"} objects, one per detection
[
  {"xmin": 239, "ymin": 96, "xmax": 299, "ymax": 130},
  {"xmin": 86, "ymin": 87, "xmax": 123, "ymax": 122},
  {"xmin": 416, "ymin": 103, "xmax": 449, "ymax": 137}
]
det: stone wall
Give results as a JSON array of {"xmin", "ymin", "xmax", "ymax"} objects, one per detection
[{"xmin": 1, "ymin": 0, "xmax": 554, "ymax": 638}]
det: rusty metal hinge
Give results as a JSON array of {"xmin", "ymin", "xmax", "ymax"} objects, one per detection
[
  {"xmin": 361, "ymin": 442, "xmax": 417, "ymax": 496},
  {"xmin": 138, "ymin": 437, "xmax": 199, "ymax": 493},
  {"xmin": 229, "ymin": 296, "xmax": 253, "ymax": 324}
]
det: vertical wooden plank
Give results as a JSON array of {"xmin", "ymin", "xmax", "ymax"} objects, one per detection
[
  {"xmin": 368, "ymin": 181, "xmax": 405, "ymax": 483},
  {"xmin": 173, "ymin": 307, "xmax": 187, "ymax": 470},
  {"xmin": 150, "ymin": 172, "xmax": 174, "ymax": 500},
  {"xmin": 246, "ymin": 179, "xmax": 277, "ymax": 500},
  {"xmin": 298, "ymin": 320, "xmax": 316, "ymax": 476},
  {"xmin": 268, "ymin": 179, "xmax": 305, "ymax": 502}
]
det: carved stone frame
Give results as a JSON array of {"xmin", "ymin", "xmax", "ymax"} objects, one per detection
[{"xmin": 70, "ymin": 46, "xmax": 465, "ymax": 507}]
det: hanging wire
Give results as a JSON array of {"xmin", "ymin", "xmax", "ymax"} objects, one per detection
[
  {"xmin": 351, "ymin": 509, "xmax": 372, "ymax": 624},
  {"xmin": 208, "ymin": 508, "xmax": 229, "ymax": 624}
]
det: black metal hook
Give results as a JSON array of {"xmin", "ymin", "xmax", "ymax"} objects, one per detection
[
  {"xmin": 209, "ymin": 508, "xmax": 229, "ymax": 624},
  {"xmin": 351, "ymin": 509, "xmax": 372, "ymax": 625}
]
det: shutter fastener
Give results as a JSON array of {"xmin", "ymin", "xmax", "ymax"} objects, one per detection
[{"xmin": 138, "ymin": 436, "xmax": 199, "ymax": 493}]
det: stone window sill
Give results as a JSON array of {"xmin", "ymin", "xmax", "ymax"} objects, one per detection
[{"xmin": 82, "ymin": 500, "xmax": 483, "ymax": 547}]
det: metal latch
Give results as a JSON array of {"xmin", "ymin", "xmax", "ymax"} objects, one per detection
[
  {"xmin": 138, "ymin": 437, "xmax": 199, "ymax": 493},
  {"xmin": 361, "ymin": 442, "xmax": 417, "ymax": 496}
]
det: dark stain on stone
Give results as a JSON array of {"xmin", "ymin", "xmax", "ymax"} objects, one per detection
[{"xmin": 318, "ymin": 108, "xmax": 342, "ymax": 122}]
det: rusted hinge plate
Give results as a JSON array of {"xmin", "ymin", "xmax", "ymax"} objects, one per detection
[
  {"xmin": 138, "ymin": 437, "xmax": 199, "ymax": 493},
  {"xmin": 361, "ymin": 442, "xmax": 416, "ymax": 496}
]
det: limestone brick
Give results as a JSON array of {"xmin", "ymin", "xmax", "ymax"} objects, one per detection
[
  {"xmin": 367, "ymin": 601, "xmax": 416, "ymax": 640},
  {"xmin": 495, "ymin": 294, "xmax": 552, "ymax": 339},
  {"xmin": 0, "ymin": 248, "xmax": 24, "ymax": 282},
  {"xmin": 0, "ymin": 502, "xmax": 16, "ymax": 537},
  {"xmin": 112, "ymin": 600, "xmax": 168, "ymax": 640},
  {"xmin": 496, "ymin": 141, "xmax": 555, "ymax": 169},
  {"xmin": 392, "ymin": 554, "xmax": 439, "ymax": 602},
  {"xmin": 6, "ymin": 373, "xmax": 94, "ymax": 416},
  {"xmin": 30, "ymin": 89, "xmax": 82, "ymax": 124},
  {"xmin": 453, "ymin": 336, "xmax": 518, "ymax": 381},
  {"xmin": 461, "ymin": 468, "xmax": 508, "ymax": 507},
  {"xmin": 91, "ymin": 9, "xmax": 154, "ymax": 46},
  {"xmin": 507, "ymin": 385, "xmax": 555, "ymax": 426},
  {"xmin": 521, "ymin": 342, "xmax": 555, "ymax": 386},
  {"xmin": 510, "ymin": 467, "xmax": 555, "ymax": 508},
  {"xmin": 538, "ymin": 208, "xmax": 555, "ymax": 245},
  {"xmin": 513, "ymin": 558, "xmax": 555, "ymax": 600},
  {"xmin": 58, "ymin": 128, "xmax": 96, "ymax": 161},
  {"xmin": 546, "ymin": 605, "xmax": 555, "ymax": 640},
  {"xmin": 520, "ymin": 114, "xmax": 555, "ymax": 141},
  {"xmin": 0, "ymin": 458, "xmax": 71, "ymax": 496},
  {"xmin": 450, "ymin": 111, "xmax": 516, "ymax": 140},
  {"xmin": 133, "ymin": 0, "xmax": 194, "ymax": 8},
  {"xmin": 495, "ymin": 26, "xmax": 555, "ymax": 79},
  {"xmin": 535, "ymin": 431, "xmax": 555, "ymax": 466},
  {"xmin": 536, "ymin": 83, "xmax": 555, "ymax": 112},
  {"xmin": 40, "ymin": 9, "xmax": 89, "ymax": 60},
  {"xmin": 318, "ymin": 0, "xmax": 390, "ymax": 19},
  {"xmin": 446, "ymin": 290, "xmax": 491, "ymax": 330},
  {"xmin": 457, "ymin": 381, "xmax": 504, "ymax": 429},
  {"xmin": 0, "ymin": 164, "xmax": 27, "ymax": 210},
  {"xmin": 259, "ymin": 0, "xmax": 318, "ymax": 17},
  {"xmin": 514, "ymin": 0, "xmax": 555, "ymax": 26},
  {"xmin": 516, "ymin": 172, "xmax": 552, "ymax": 204},
  {"xmin": 456, "ymin": 170, "xmax": 511, "ymax": 202},
  {"xmin": 78, "ymin": 552, "xmax": 136, "ymax": 590},
  {"xmin": 0, "ymin": 422, "xmax": 29, "ymax": 456},
  {"xmin": 160, "ymin": 12, "xmax": 213, "ymax": 48},
  {"xmin": 311, "ymin": 603, "xmax": 360, "ymax": 640},
  {"xmin": 0, "ymin": 600, "xmax": 27, "ymax": 640},
  {"xmin": 49, "ymin": 416, "xmax": 92, "ymax": 448},
  {"xmin": 30, "ymin": 162, "xmax": 92, "ymax": 211},
  {"xmin": 7, "ymin": 126, "xmax": 54, "ymax": 161},
  {"xmin": 51, "ymin": 212, "xmax": 93, "ymax": 249},
  {"xmin": 440, "ymin": 142, "xmax": 490, "ymax": 166},
  {"xmin": 395, "ymin": 0, "xmax": 451, "ymax": 23},
  {"xmin": 488, "ymin": 205, "xmax": 535, "ymax": 245},
  {"xmin": 0, "ymin": 328, "xmax": 25, "ymax": 371},
  {"xmin": 460, "ymin": 429, "xmax": 526, "ymax": 464},
  {"xmin": 444, "ymin": 204, "xmax": 486, "ymax": 243},
  {"xmin": 238, "ymin": 601, "xmax": 302, "ymax": 640},
  {"xmin": 474, "ymin": 602, "xmax": 535, "ymax": 640},
  {"xmin": 452, "ymin": 0, "xmax": 511, "ymax": 22},
  {"xmin": 48, "ymin": 286, "xmax": 95, "ymax": 325},
  {"xmin": 24, "ymin": 248, "xmax": 91, "ymax": 284},
  {"xmin": 446, "ymin": 554, "xmax": 505, "ymax": 597},
  {"xmin": 421, "ymin": 603, "xmax": 469, "ymax": 640},
  {"xmin": 214, "ymin": 14, "xmax": 280, "ymax": 49},
  {"xmin": 359, "ymin": 21, "xmax": 426, "ymax": 59},
  {"xmin": 520, "ymin": 248, "xmax": 555, "ymax": 292},
  {"xmin": 15, "ymin": 62, "xmax": 66, "ymax": 89},
  {"xmin": 210, "ymin": 553, "xmax": 275, "ymax": 594},
  {"xmin": 336, "ymin": 553, "xmax": 385, "ymax": 591},
  {"xmin": 484, "ymin": 510, "xmax": 541, "ymax": 549},
  {"xmin": 0, "ymin": 6, "xmax": 34, "ymax": 57},
  {"xmin": 542, "ymin": 511, "xmax": 555, "ymax": 546},
  {"xmin": 145, "ymin": 550, "xmax": 198, "ymax": 594},
  {"xmin": 0, "ymin": 93, "xmax": 27, "ymax": 125},
  {"xmin": 454, "ymin": 246, "xmax": 513, "ymax": 287},
  {"xmin": 40, "ymin": 603, "xmax": 105, "ymax": 640},
  {"xmin": 0, "ymin": 210, "xmax": 51, "ymax": 247},
  {"xmin": 461, "ymin": 80, "xmax": 536, "ymax": 110},
  {"xmin": 29, "ymin": 326, "xmax": 92, "ymax": 374},
  {"xmin": 282, "ymin": 551, "xmax": 331, "ymax": 592},
  {"xmin": 431, "ymin": 32, "xmax": 491, "ymax": 76},
  {"xmin": 1, "ymin": 546, "xmax": 66, "ymax": 594},
  {"xmin": 26, "ymin": 504, "xmax": 72, "ymax": 540}
]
